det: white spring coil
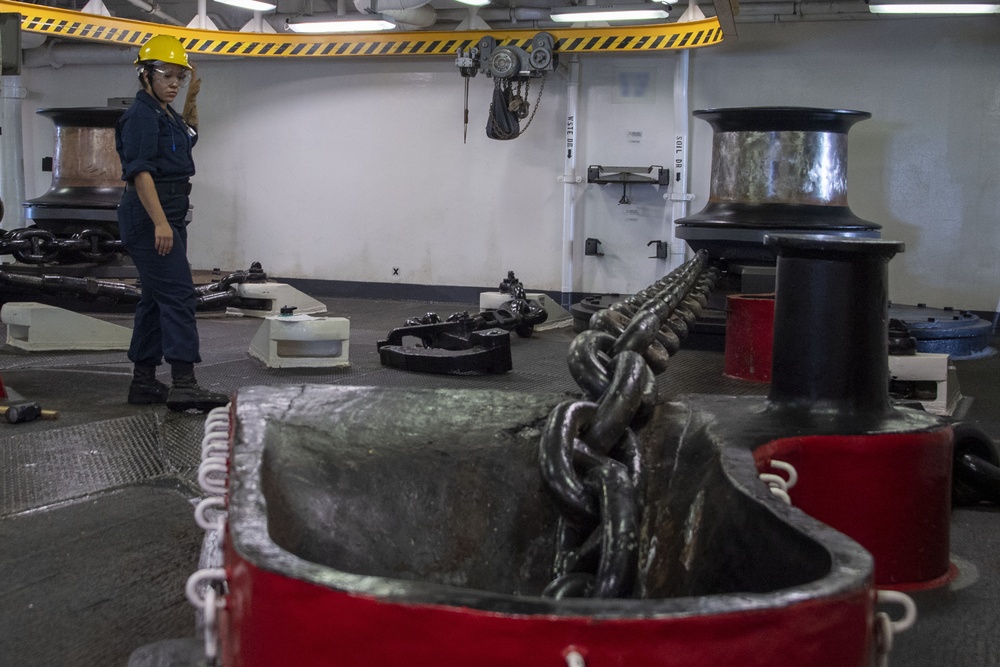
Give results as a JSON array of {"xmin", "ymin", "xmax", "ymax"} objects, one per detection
[
  {"xmin": 760, "ymin": 459, "xmax": 798, "ymax": 505},
  {"xmin": 874, "ymin": 589, "xmax": 918, "ymax": 667},
  {"xmin": 195, "ymin": 496, "xmax": 227, "ymax": 534},
  {"xmin": 187, "ymin": 406, "xmax": 234, "ymax": 665},
  {"xmin": 199, "ymin": 405, "xmax": 232, "ymax": 496},
  {"xmin": 186, "ymin": 567, "xmax": 227, "ymax": 664}
]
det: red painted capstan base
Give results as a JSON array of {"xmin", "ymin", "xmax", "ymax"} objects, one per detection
[
  {"xmin": 723, "ymin": 293, "xmax": 775, "ymax": 382},
  {"xmin": 754, "ymin": 427, "xmax": 954, "ymax": 588},
  {"xmin": 220, "ymin": 538, "xmax": 875, "ymax": 667}
]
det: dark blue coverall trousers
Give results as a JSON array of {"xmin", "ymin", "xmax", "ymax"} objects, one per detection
[{"xmin": 115, "ymin": 89, "xmax": 201, "ymax": 368}]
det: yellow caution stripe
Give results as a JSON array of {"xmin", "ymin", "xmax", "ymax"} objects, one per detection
[{"xmin": 0, "ymin": 0, "xmax": 724, "ymax": 58}]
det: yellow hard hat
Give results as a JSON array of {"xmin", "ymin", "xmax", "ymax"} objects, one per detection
[{"xmin": 134, "ymin": 35, "xmax": 190, "ymax": 69}]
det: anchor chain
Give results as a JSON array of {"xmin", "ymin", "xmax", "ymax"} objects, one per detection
[
  {"xmin": 0, "ymin": 227, "xmax": 125, "ymax": 264},
  {"xmin": 539, "ymin": 251, "xmax": 720, "ymax": 598},
  {"xmin": 0, "ymin": 261, "xmax": 270, "ymax": 310}
]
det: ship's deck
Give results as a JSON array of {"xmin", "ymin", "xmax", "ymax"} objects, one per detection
[{"xmin": 0, "ymin": 295, "xmax": 997, "ymax": 666}]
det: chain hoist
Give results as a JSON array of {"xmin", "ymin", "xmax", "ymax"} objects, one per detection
[
  {"xmin": 0, "ymin": 227, "xmax": 124, "ymax": 265},
  {"xmin": 538, "ymin": 251, "xmax": 720, "ymax": 598},
  {"xmin": 455, "ymin": 32, "xmax": 557, "ymax": 142}
]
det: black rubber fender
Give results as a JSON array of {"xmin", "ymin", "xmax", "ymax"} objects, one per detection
[{"xmin": 951, "ymin": 422, "xmax": 1000, "ymax": 507}]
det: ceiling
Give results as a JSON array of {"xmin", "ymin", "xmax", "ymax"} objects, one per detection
[{"xmin": 27, "ymin": 0, "xmax": 881, "ymax": 34}]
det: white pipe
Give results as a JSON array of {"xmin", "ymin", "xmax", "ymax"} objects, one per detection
[
  {"xmin": 381, "ymin": 5, "xmax": 436, "ymax": 28},
  {"xmin": 434, "ymin": 6, "xmax": 550, "ymax": 22},
  {"xmin": 735, "ymin": 0, "xmax": 879, "ymax": 15},
  {"xmin": 187, "ymin": 0, "xmax": 220, "ymax": 30},
  {"xmin": 560, "ymin": 55, "xmax": 581, "ymax": 309},
  {"xmin": 240, "ymin": 11, "xmax": 263, "ymax": 32},
  {"xmin": 0, "ymin": 76, "xmax": 26, "ymax": 233},
  {"xmin": 319, "ymin": 0, "xmax": 438, "ymax": 28},
  {"xmin": 661, "ymin": 48, "xmax": 691, "ymax": 272},
  {"xmin": 23, "ymin": 43, "xmax": 137, "ymax": 68},
  {"xmin": 120, "ymin": 0, "xmax": 185, "ymax": 26}
]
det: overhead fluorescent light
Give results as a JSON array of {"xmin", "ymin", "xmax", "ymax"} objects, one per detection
[
  {"xmin": 285, "ymin": 14, "xmax": 398, "ymax": 32},
  {"xmin": 455, "ymin": 0, "xmax": 491, "ymax": 6},
  {"xmin": 550, "ymin": 4, "xmax": 670, "ymax": 22},
  {"xmin": 214, "ymin": 0, "xmax": 276, "ymax": 11},
  {"xmin": 868, "ymin": 1, "xmax": 1000, "ymax": 11}
]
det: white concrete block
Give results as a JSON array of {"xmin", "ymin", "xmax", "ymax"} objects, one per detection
[
  {"xmin": 1, "ymin": 302, "xmax": 132, "ymax": 352},
  {"xmin": 888, "ymin": 352, "xmax": 963, "ymax": 416},
  {"xmin": 226, "ymin": 282, "xmax": 327, "ymax": 318},
  {"xmin": 248, "ymin": 313, "xmax": 350, "ymax": 368}
]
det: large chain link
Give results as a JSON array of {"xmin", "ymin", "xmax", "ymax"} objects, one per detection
[
  {"xmin": 539, "ymin": 251, "xmax": 720, "ymax": 599},
  {"xmin": 0, "ymin": 227, "xmax": 124, "ymax": 264}
]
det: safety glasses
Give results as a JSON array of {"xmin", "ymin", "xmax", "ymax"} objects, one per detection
[{"xmin": 153, "ymin": 67, "xmax": 191, "ymax": 86}]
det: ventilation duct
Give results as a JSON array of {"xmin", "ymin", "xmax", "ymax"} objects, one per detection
[{"xmin": 353, "ymin": 0, "xmax": 437, "ymax": 29}]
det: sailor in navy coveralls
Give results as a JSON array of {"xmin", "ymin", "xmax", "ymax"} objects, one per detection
[{"xmin": 116, "ymin": 34, "xmax": 228, "ymax": 412}]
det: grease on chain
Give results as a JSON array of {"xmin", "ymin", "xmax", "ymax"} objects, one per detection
[{"xmin": 539, "ymin": 251, "xmax": 719, "ymax": 599}]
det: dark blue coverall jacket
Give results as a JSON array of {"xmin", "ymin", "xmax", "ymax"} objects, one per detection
[{"xmin": 115, "ymin": 89, "xmax": 201, "ymax": 366}]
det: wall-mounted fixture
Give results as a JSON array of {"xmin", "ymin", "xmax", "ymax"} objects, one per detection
[
  {"xmin": 285, "ymin": 13, "xmax": 397, "ymax": 32},
  {"xmin": 585, "ymin": 238, "xmax": 604, "ymax": 256},
  {"xmin": 647, "ymin": 240, "xmax": 669, "ymax": 259},
  {"xmin": 867, "ymin": 0, "xmax": 1000, "ymax": 11},
  {"xmin": 550, "ymin": 4, "xmax": 671, "ymax": 22},
  {"xmin": 587, "ymin": 165, "xmax": 669, "ymax": 205}
]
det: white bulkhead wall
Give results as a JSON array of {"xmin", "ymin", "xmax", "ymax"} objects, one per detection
[
  {"xmin": 20, "ymin": 51, "xmax": 687, "ymax": 298},
  {"xmin": 18, "ymin": 15, "xmax": 1000, "ymax": 312}
]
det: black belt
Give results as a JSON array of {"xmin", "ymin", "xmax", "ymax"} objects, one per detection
[{"xmin": 124, "ymin": 180, "xmax": 192, "ymax": 195}]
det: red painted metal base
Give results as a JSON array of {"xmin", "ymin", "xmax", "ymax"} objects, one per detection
[
  {"xmin": 754, "ymin": 427, "xmax": 954, "ymax": 587},
  {"xmin": 723, "ymin": 293, "xmax": 775, "ymax": 382},
  {"xmin": 221, "ymin": 537, "xmax": 874, "ymax": 667}
]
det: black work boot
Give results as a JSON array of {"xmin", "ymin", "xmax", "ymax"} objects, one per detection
[
  {"xmin": 127, "ymin": 363, "xmax": 170, "ymax": 405},
  {"xmin": 166, "ymin": 362, "xmax": 230, "ymax": 413}
]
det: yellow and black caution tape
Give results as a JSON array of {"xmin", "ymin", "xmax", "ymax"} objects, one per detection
[{"xmin": 0, "ymin": 0, "xmax": 724, "ymax": 59}]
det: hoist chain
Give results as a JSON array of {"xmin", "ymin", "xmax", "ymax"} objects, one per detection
[
  {"xmin": 0, "ymin": 227, "xmax": 124, "ymax": 265},
  {"xmin": 539, "ymin": 250, "xmax": 720, "ymax": 599},
  {"xmin": 488, "ymin": 73, "xmax": 547, "ymax": 140}
]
